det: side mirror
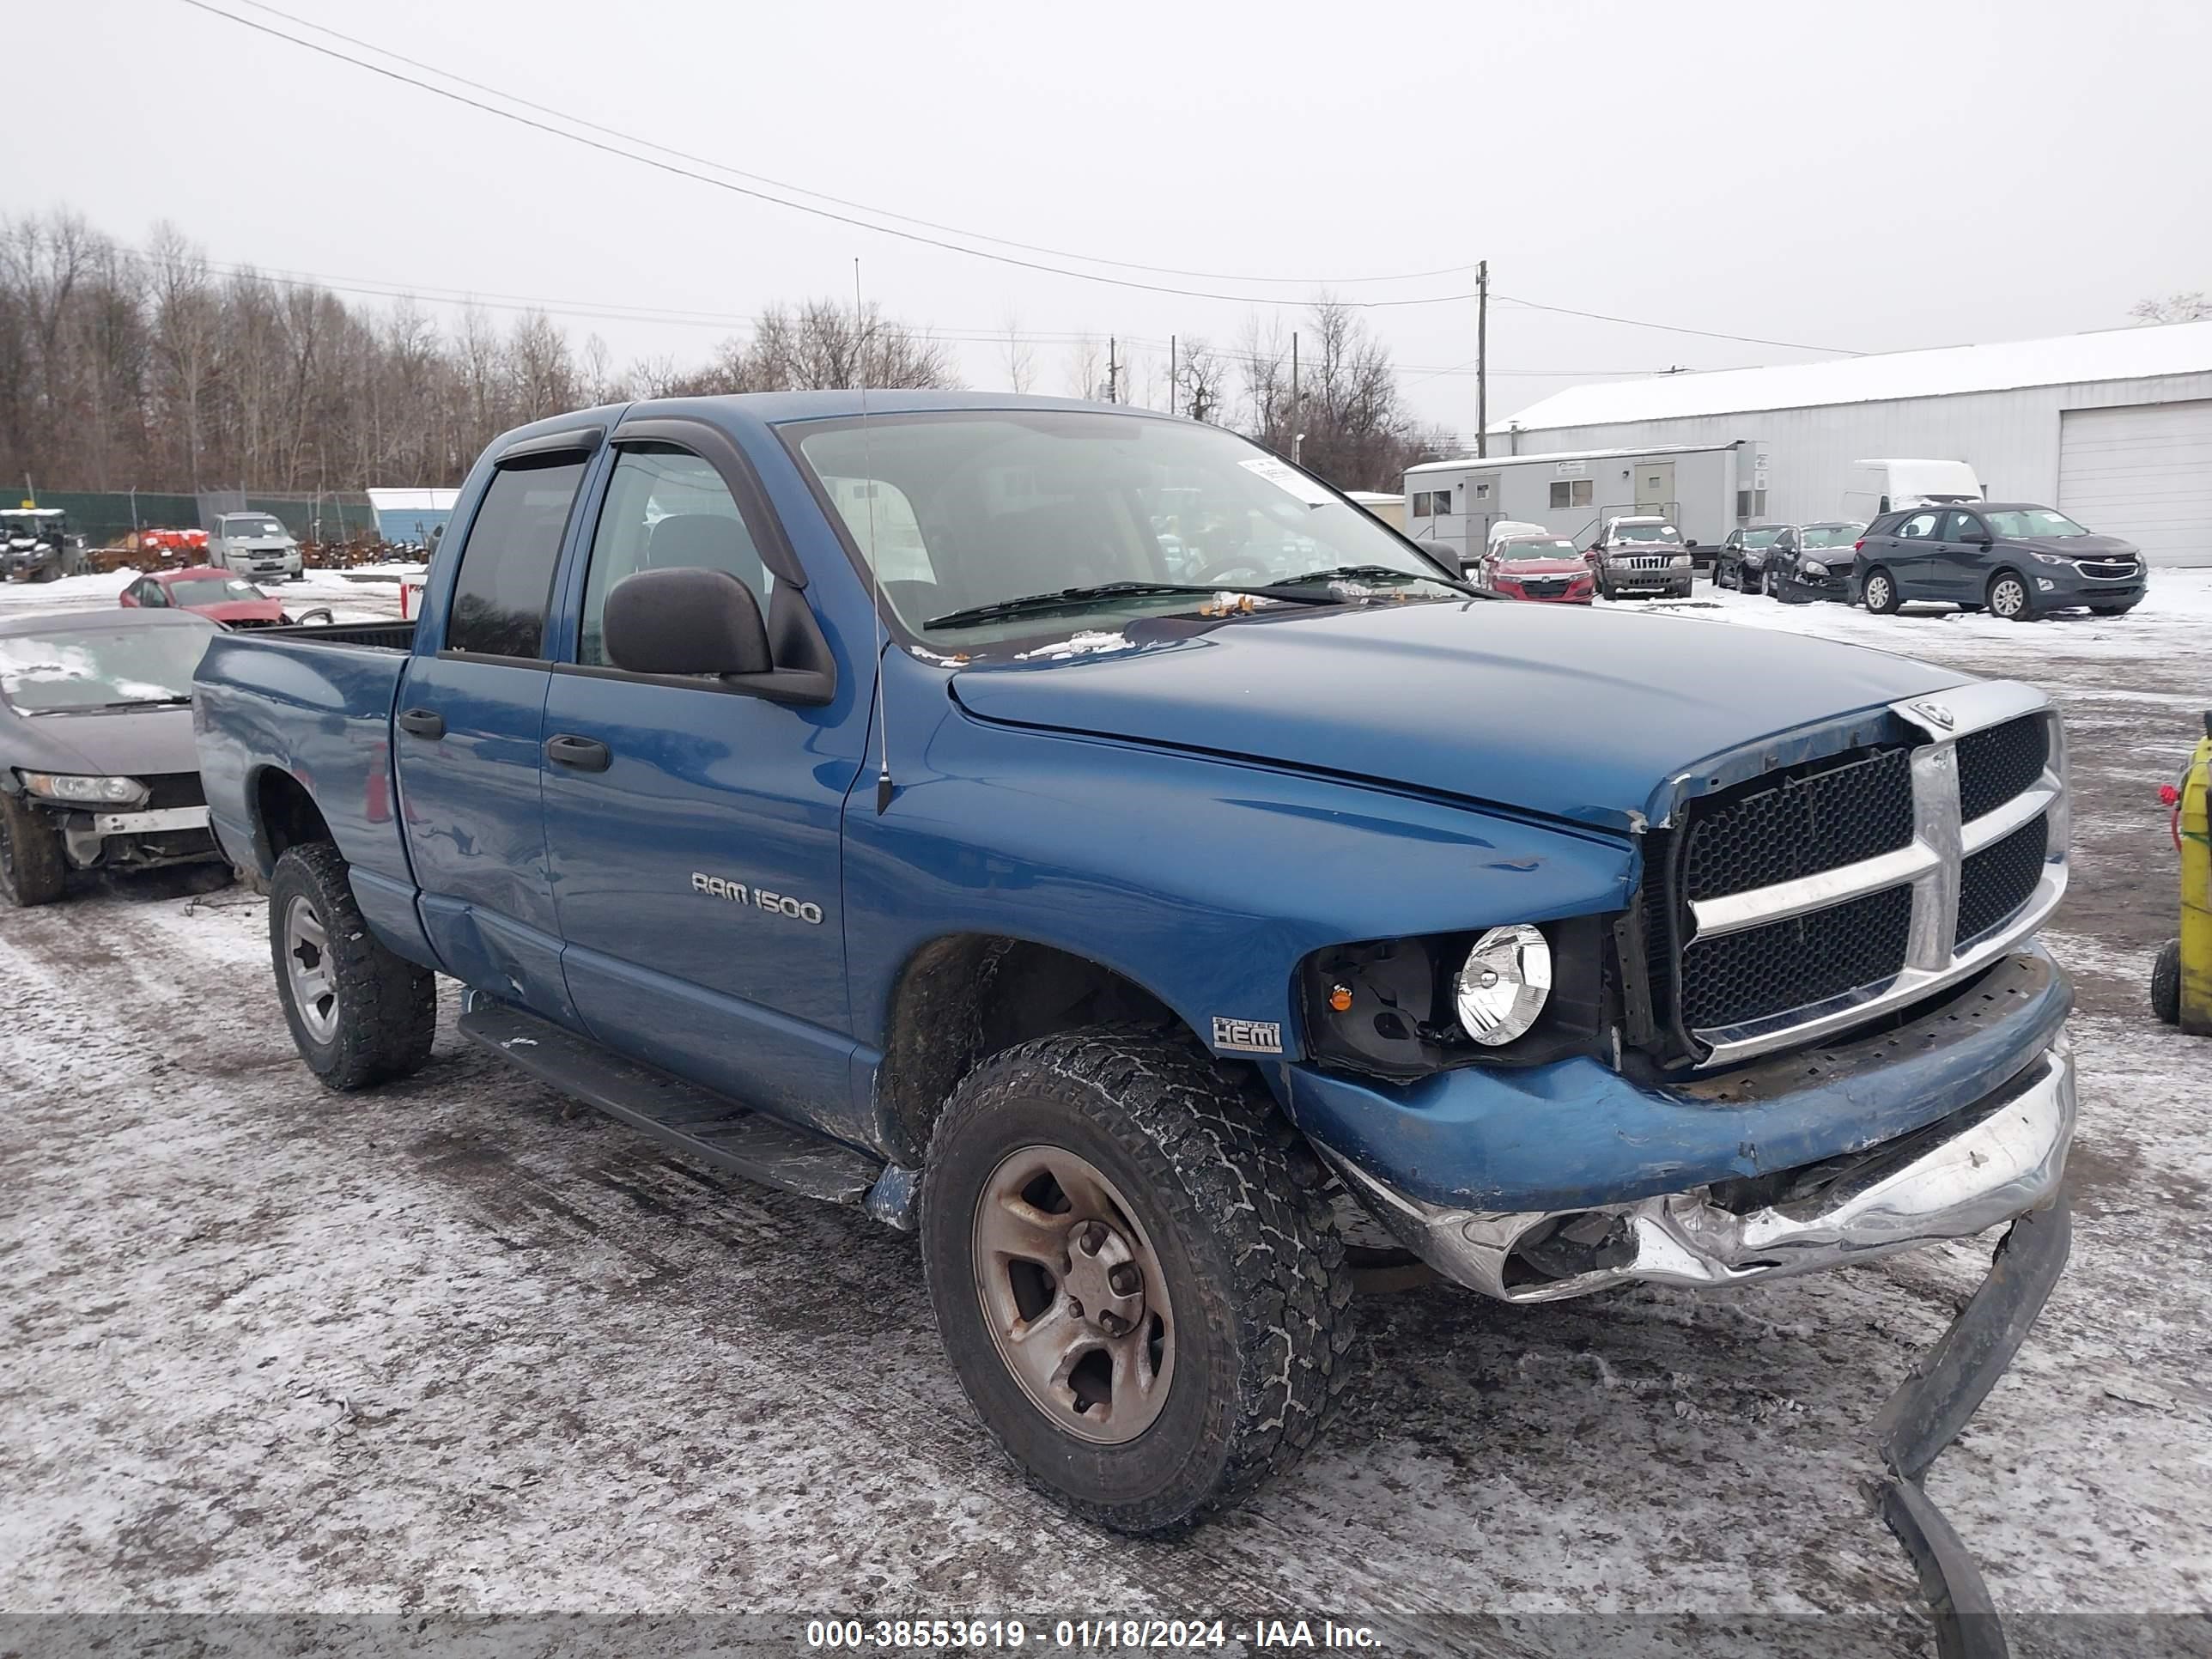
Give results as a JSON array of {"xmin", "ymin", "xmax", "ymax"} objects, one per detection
[
  {"xmin": 1965, "ymin": 530, "xmax": 1992, "ymax": 545},
  {"xmin": 604, "ymin": 567, "xmax": 773, "ymax": 678}
]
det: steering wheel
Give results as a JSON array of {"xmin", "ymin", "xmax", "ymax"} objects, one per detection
[{"xmin": 1191, "ymin": 561, "xmax": 1269, "ymax": 586}]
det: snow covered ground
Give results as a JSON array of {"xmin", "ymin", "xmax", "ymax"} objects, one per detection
[
  {"xmin": 1, "ymin": 573, "xmax": 2208, "ymax": 1650},
  {"xmin": 0, "ymin": 562, "xmax": 414, "ymax": 624}
]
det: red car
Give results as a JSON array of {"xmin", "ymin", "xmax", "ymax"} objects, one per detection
[
  {"xmin": 119, "ymin": 568, "xmax": 294, "ymax": 628},
  {"xmin": 1472, "ymin": 532, "xmax": 1596, "ymax": 605}
]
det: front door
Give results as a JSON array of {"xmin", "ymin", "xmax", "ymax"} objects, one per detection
[
  {"xmin": 395, "ymin": 447, "xmax": 592, "ymax": 1026},
  {"xmin": 1636, "ymin": 459, "xmax": 1675, "ymax": 519},
  {"xmin": 1885, "ymin": 507, "xmax": 1947, "ymax": 597},
  {"xmin": 538, "ymin": 436, "xmax": 866, "ymax": 1137},
  {"xmin": 1466, "ymin": 473, "xmax": 1501, "ymax": 562}
]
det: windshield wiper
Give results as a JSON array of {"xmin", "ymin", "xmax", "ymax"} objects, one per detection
[
  {"xmin": 926, "ymin": 581, "xmax": 1334, "ymax": 630},
  {"xmin": 1267, "ymin": 563, "xmax": 1480, "ymax": 597},
  {"xmin": 86, "ymin": 696, "xmax": 193, "ymax": 710}
]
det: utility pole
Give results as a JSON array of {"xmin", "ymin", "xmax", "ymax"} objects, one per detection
[
  {"xmin": 1290, "ymin": 331, "xmax": 1299, "ymax": 456},
  {"xmin": 1169, "ymin": 335, "xmax": 1176, "ymax": 416},
  {"xmin": 1106, "ymin": 336, "xmax": 1118, "ymax": 404},
  {"xmin": 1476, "ymin": 259, "xmax": 1489, "ymax": 459}
]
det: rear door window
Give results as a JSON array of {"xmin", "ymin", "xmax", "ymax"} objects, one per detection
[
  {"xmin": 446, "ymin": 456, "xmax": 588, "ymax": 659},
  {"xmin": 1896, "ymin": 511, "xmax": 1942, "ymax": 541}
]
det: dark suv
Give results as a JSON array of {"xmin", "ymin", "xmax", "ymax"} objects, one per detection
[{"xmin": 1854, "ymin": 502, "xmax": 2145, "ymax": 621}]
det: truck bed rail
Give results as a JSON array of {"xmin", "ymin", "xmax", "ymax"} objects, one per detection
[{"xmin": 254, "ymin": 619, "xmax": 416, "ymax": 651}]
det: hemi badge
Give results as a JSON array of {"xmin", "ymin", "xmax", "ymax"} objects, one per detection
[{"xmin": 1212, "ymin": 1017, "xmax": 1283, "ymax": 1054}]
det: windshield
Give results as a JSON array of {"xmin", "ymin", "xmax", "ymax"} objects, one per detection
[
  {"xmin": 168, "ymin": 577, "xmax": 266, "ymax": 605},
  {"xmin": 1799, "ymin": 524, "xmax": 1865, "ymax": 549},
  {"xmin": 0, "ymin": 623, "xmax": 216, "ymax": 713},
  {"xmin": 1610, "ymin": 522, "xmax": 1680, "ymax": 544},
  {"xmin": 1984, "ymin": 507, "xmax": 2089, "ymax": 539},
  {"xmin": 790, "ymin": 412, "xmax": 1462, "ymax": 648},
  {"xmin": 1740, "ymin": 528, "xmax": 1782, "ymax": 549},
  {"xmin": 223, "ymin": 517, "xmax": 288, "ymax": 539},
  {"xmin": 1498, "ymin": 538, "xmax": 1580, "ymax": 562}
]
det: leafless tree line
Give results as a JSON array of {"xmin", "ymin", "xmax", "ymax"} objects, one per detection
[
  {"xmin": 0, "ymin": 212, "xmax": 956, "ymax": 495},
  {"xmin": 2, "ymin": 211, "xmax": 1449, "ymax": 496}
]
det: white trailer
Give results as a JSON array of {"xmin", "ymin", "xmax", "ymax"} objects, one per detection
[{"xmin": 1401, "ymin": 440, "xmax": 1766, "ymax": 568}]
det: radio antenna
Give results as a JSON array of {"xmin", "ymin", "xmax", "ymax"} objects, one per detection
[{"xmin": 855, "ymin": 258, "xmax": 894, "ymax": 814}]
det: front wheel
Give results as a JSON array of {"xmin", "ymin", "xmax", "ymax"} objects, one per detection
[
  {"xmin": 0, "ymin": 793, "xmax": 66, "ymax": 907},
  {"xmin": 268, "ymin": 842, "xmax": 438, "ymax": 1090},
  {"xmin": 922, "ymin": 1030, "xmax": 1353, "ymax": 1532},
  {"xmin": 1987, "ymin": 570, "xmax": 2035, "ymax": 622},
  {"xmin": 1863, "ymin": 566, "xmax": 1902, "ymax": 614}
]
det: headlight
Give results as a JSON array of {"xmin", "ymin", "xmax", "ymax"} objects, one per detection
[
  {"xmin": 1668, "ymin": 555, "xmax": 1691, "ymax": 568},
  {"xmin": 19, "ymin": 772, "xmax": 149, "ymax": 807},
  {"xmin": 1455, "ymin": 926, "xmax": 1553, "ymax": 1044},
  {"xmin": 1802, "ymin": 560, "xmax": 1830, "ymax": 579},
  {"xmin": 2028, "ymin": 551, "xmax": 2069, "ymax": 566}
]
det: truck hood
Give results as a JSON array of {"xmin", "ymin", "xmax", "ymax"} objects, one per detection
[
  {"xmin": 4, "ymin": 703, "xmax": 199, "ymax": 777},
  {"xmin": 223, "ymin": 538, "xmax": 297, "ymax": 551},
  {"xmin": 948, "ymin": 602, "xmax": 1966, "ymax": 833}
]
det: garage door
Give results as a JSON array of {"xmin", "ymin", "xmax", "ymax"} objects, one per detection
[{"xmin": 2057, "ymin": 399, "xmax": 2212, "ymax": 567}]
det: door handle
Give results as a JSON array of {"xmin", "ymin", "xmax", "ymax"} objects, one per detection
[
  {"xmin": 544, "ymin": 733, "xmax": 611, "ymax": 772},
  {"xmin": 397, "ymin": 708, "xmax": 445, "ymax": 739}
]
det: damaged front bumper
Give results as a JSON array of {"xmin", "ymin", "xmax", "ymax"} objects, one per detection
[{"xmin": 1328, "ymin": 1038, "xmax": 2073, "ymax": 1302}]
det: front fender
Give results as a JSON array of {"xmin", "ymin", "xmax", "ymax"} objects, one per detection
[{"xmin": 842, "ymin": 672, "xmax": 1638, "ymax": 1091}]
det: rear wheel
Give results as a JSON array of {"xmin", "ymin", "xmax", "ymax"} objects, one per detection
[
  {"xmin": 268, "ymin": 842, "xmax": 437, "ymax": 1091},
  {"xmin": 1987, "ymin": 570, "xmax": 2035, "ymax": 622},
  {"xmin": 1863, "ymin": 567, "xmax": 1902, "ymax": 614},
  {"xmin": 0, "ymin": 794, "xmax": 66, "ymax": 908},
  {"xmin": 922, "ymin": 1030, "xmax": 1353, "ymax": 1532}
]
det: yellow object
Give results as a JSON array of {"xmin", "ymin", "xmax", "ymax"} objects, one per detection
[{"xmin": 2181, "ymin": 728, "xmax": 2212, "ymax": 1035}]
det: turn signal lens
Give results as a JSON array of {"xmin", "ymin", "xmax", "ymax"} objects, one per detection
[
  {"xmin": 1328, "ymin": 984, "xmax": 1354, "ymax": 1012},
  {"xmin": 1454, "ymin": 925, "xmax": 1552, "ymax": 1046}
]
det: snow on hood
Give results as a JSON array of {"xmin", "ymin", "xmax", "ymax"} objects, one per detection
[{"xmin": 950, "ymin": 601, "xmax": 1966, "ymax": 833}]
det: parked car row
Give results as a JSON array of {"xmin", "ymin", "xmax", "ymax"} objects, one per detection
[{"xmin": 1715, "ymin": 502, "xmax": 2146, "ymax": 621}]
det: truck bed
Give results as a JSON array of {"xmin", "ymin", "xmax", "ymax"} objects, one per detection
[{"xmin": 255, "ymin": 619, "xmax": 416, "ymax": 651}]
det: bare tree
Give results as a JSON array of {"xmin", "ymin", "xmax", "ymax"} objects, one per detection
[
  {"xmin": 1064, "ymin": 333, "xmax": 1103, "ymax": 400},
  {"xmin": 1001, "ymin": 309, "xmax": 1035, "ymax": 393},
  {"xmin": 2132, "ymin": 292, "xmax": 2211, "ymax": 325},
  {"xmin": 1173, "ymin": 336, "xmax": 1229, "ymax": 424}
]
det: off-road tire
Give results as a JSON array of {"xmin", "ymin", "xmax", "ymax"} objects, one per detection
[
  {"xmin": 268, "ymin": 842, "xmax": 437, "ymax": 1091},
  {"xmin": 922, "ymin": 1029, "xmax": 1355, "ymax": 1533},
  {"xmin": 1863, "ymin": 566, "xmax": 1902, "ymax": 614},
  {"xmin": 2152, "ymin": 938, "xmax": 2183, "ymax": 1026},
  {"xmin": 0, "ymin": 793, "xmax": 67, "ymax": 907}
]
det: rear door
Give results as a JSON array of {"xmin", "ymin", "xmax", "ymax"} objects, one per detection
[
  {"xmin": 1883, "ymin": 508, "xmax": 1945, "ymax": 596},
  {"xmin": 538, "ymin": 423, "xmax": 866, "ymax": 1135},
  {"xmin": 394, "ymin": 439, "xmax": 595, "ymax": 1025}
]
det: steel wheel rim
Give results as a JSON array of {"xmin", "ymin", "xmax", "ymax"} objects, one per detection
[
  {"xmin": 973, "ymin": 1143, "xmax": 1175, "ymax": 1445},
  {"xmin": 283, "ymin": 894, "xmax": 342, "ymax": 1044},
  {"xmin": 1992, "ymin": 578, "xmax": 2026, "ymax": 617}
]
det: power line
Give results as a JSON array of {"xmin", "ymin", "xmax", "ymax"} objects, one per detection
[
  {"xmin": 171, "ymin": 0, "xmax": 1475, "ymax": 311},
  {"xmin": 222, "ymin": 0, "xmax": 1476, "ymax": 292},
  {"xmin": 1493, "ymin": 294, "xmax": 1863, "ymax": 356}
]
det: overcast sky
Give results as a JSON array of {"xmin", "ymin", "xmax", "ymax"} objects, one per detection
[{"xmin": 12, "ymin": 0, "xmax": 2210, "ymax": 442}]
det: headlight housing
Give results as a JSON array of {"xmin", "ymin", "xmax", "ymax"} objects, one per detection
[
  {"xmin": 1801, "ymin": 560, "xmax": 1830, "ymax": 579},
  {"xmin": 2028, "ymin": 551, "xmax": 2069, "ymax": 566},
  {"xmin": 1455, "ymin": 926, "xmax": 1551, "ymax": 1044},
  {"xmin": 1302, "ymin": 916, "xmax": 1610, "ymax": 1080},
  {"xmin": 18, "ymin": 772, "xmax": 149, "ymax": 808},
  {"xmin": 1668, "ymin": 555, "xmax": 1692, "ymax": 568}
]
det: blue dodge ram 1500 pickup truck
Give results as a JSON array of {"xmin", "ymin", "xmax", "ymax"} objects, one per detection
[{"xmin": 195, "ymin": 392, "xmax": 2073, "ymax": 1579}]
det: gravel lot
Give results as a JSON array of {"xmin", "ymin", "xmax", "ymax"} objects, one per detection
[{"xmin": 3, "ymin": 571, "xmax": 2209, "ymax": 1652}]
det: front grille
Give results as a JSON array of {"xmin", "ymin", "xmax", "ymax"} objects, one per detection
[
  {"xmin": 2075, "ymin": 558, "xmax": 2137, "ymax": 580},
  {"xmin": 1957, "ymin": 815, "xmax": 2048, "ymax": 947},
  {"xmin": 1617, "ymin": 554, "xmax": 1674, "ymax": 570},
  {"xmin": 1956, "ymin": 715, "xmax": 2047, "ymax": 823},
  {"xmin": 1682, "ymin": 746, "xmax": 1911, "ymax": 901},
  {"xmin": 1521, "ymin": 579, "xmax": 1569, "ymax": 597},
  {"xmin": 1637, "ymin": 701, "xmax": 2063, "ymax": 1063},
  {"xmin": 142, "ymin": 773, "xmax": 207, "ymax": 811},
  {"xmin": 1681, "ymin": 884, "xmax": 1913, "ymax": 1030}
]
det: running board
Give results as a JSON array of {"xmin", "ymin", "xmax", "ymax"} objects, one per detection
[{"xmin": 459, "ymin": 995, "xmax": 884, "ymax": 1207}]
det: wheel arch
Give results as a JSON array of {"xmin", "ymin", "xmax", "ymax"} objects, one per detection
[
  {"xmin": 873, "ymin": 932, "xmax": 1202, "ymax": 1165},
  {"xmin": 247, "ymin": 764, "xmax": 335, "ymax": 876}
]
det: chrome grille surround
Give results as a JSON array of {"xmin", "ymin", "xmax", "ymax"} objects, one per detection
[{"xmin": 1680, "ymin": 680, "xmax": 2066, "ymax": 1068}]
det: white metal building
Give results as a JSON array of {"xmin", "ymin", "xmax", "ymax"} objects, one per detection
[
  {"xmin": 1488, "ymin": 321, "xmax": 2212, "ymax": 565},
  {"xmin": 1401, "ymin": 441, "xmax": 1765, "ymax": 564}
]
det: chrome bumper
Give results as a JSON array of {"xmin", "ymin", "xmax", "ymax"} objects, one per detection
[{"xmin": 1330, "ymin": 1039, "xmax": 2075, "ymax": 1304}]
